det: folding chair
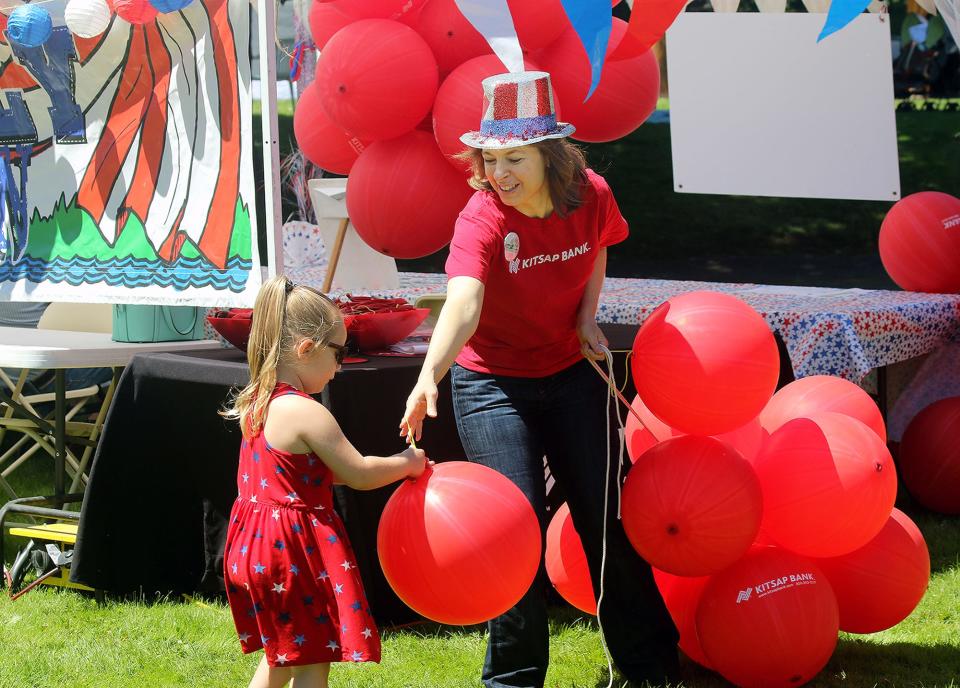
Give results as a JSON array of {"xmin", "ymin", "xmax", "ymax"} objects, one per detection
[{"xmin": 0, "ymin": 303, "xmax": 114, "ymax": 498}]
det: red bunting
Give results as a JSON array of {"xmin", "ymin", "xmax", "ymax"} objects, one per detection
[{"xmin": 609, "ymin": 0, "xmax": 687, "ymax": 61}]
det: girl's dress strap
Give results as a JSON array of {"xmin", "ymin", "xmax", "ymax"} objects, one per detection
[{"xmin": 271, "ymin": 382, "xmax": 314, "ymax": 401}]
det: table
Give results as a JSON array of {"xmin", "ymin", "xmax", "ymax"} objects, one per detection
[
  {"xmin": 0, "ymin": 328, "xmax": 221, "ymax": 502},
  {"xmin": 331, "ymin": 272, "xmax": 960, "ymax": 383}
]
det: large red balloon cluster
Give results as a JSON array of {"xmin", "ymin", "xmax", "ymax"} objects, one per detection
[
  {"xmin": 294, "ymin": 0, "xmax": 663, "ymax": 257},
  {"xmin": 619, "ymin": 290, "xmax": 929, "ymax": 686}
]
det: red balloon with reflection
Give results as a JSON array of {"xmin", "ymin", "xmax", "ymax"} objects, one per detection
[
  {"xmin": 898, "ymin": 396, "xmax": 960, "ymax": 514},
  {"xmin": 545, "ymin": 503, "xmax": 596, "ymax": 615},
  {"xmin": 753, "ymin": 412, "xmax": 897, "ymax": 557},
  {"xmin": 412, "ymin": 0, "xmax": 491, "ymax": 74},
  {"xmin": 696, "ymin": 547, "xmax": 839, "ymax": 688},
  {"xmin": 377, "ymin": 461, "xmax": 541, "ymax": 625},
  {"xmin": 630, "ymin": 291, "xmax": 780, "ymax": 436},
  {"xmin": 760, "ymin": 374, "xmax": 886, "ymax": 442},
  {"xmin": 816, "ymin": 508, "xmax": 930, "ymax": 634},
  {"xmin": 346, "ymin": 130, "xmax": 472, "ymax": 258},
  {"xmin": 316, "ymin": 19, "xmax": 438, "ymax": 141},
  {"xmin": 879, "ymin": 191, "xmax": 960, "ymax": 293},
  {"xmin": 652, "ymin": 568, "xmax": 711, "ymax": 668},
  {"xmin": 294, "ymin": 83, "xmax": 368, "ymax": 175},
  {"xmin": 622, "ymin": 435, "xmax": 762, "ymax": 576}
]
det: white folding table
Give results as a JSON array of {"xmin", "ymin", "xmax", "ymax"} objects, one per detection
[{"xmin": 0, "ymin": 327, "xmax": 221, "ymax": 503}]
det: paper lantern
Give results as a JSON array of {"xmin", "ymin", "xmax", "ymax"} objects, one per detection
[
  {"xmin": 652, "ymin": 569, "xmax": 711, "ymax": 668},
  {"xmin": 114, "ymin": 0, "xmax": 158, "ymax": 24},
  {"xmin": 545, "ymin": 503, "xmax": 596, "ymax": 615},
  {"xmin": 149, "ymin": 0, "xmax": 194, "ymax": 12},
  {"xmin": 506, "ymin": 0, "xmax": 568, "ymax": 52},
  {"xmin": 817, "ymin": 509, "xmax": 930, "ymax": 634},
  {"xmin": 625, "ymin": 393, "xmax": 765, "ymax": 464},
  {"xmin": 898, "ymin": 396, "xmax": 960, "ymax": 514},
  {"xmin": 631, "ymin": 291, "xmax": 780, "ymax": 436},
  {"xmin": 759, "ymin": 375, "xmax": 886, "ymax": 442},
  {"xmin": 307, "ymin": 1, "xmax": 354, "ymax": 50},
  {"xmin": 622, "ymin": 435, "xmax": 763, "ymax": 576},
  {"xmin": 696, "ymin": 547, "xmax": 839, "ymax": 688},
  {"xmin": 65, "ymin": 0, "xmax": 112, "ymax": 39},
  {"xmin": 294, "ymin": 82, "xmax": 368, "ymax": 175},
  {"xmin": 346, "ymin": 130, "xmax": 472, "ymax": 258},
  {"xmin": 7, "ymin": 5, "xmax": 53, "ymax": 47},
  {"xmin": 432, "ymin": 54, "xmax": 542, "ymax": 173},
  {"xmin": 315, "ymin": 19, "xmax": 438, "ymax": 141},
  {"xmin": 753, "ymin": 413, "xmax": 897, "ymax": 557},
  {"xmin": 377, "ymin": 461, "xmax": 541, "ymax": 625},
  {"xmin": 412, "ymin": 0, "xmax": 491, "ymax": 74},
  {"xmin": 537, "ymin": 18, "xmax": 660, "ymax": 143},
  {"xmin": 879, "ymin": 191, "xmax": 960, "ymax": 293}
]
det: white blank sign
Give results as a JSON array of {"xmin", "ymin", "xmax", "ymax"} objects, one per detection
[{"xmin": 666, "ymin": 13, "xmax": 900, "ymax": 201}]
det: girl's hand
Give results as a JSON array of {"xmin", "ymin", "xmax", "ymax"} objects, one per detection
[
  {"xmin": 400, "ymin": 376, "xmax": 439, "ymax": 443},
  {"xmin": 398, "ymin": 445, "xmax": 432, "ymax": 478},
  {"xmin": 577, "ymin": 317, "xmax": 608, "ymax": 361}
]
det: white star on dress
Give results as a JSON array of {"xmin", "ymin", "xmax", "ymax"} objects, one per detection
[
  {"xmin": 351, "ymin": 650, "xmax": 364, "ymax": 662},
  {"xmin": 272, "ymin": 582, "xmax": 286, "ymax": 593},
  {"xmin": 238, "ymin": 632, "xmax": 251, "ymax": 643},
  {"xmin": 361, "ymin": 627, "xmax": 373, "ymax": 639},
  {"xmin": 326, "ymin": 640, "xmax": 339, "ymax": 651},
  {"xmin": 242, "ymin": 473, "xmax": 249, "ymax": 483},
  {"xmin": 334, "ymin": 583, "xmax": 343, "ymax": 594},
  {"xmin": 250, "ymin": 495, "xmax": 258, "ymax": 503},
  {"xmin": 317, "ymin": 570, "xmax": 329, "ymax": 580},
  {"xmin": 275, "ymin": 653, "xmax": 288, "ymax": 665},
  {"xmin": 260, "ymin": 478, "xmax": 268, "ymax": 489},
  {"xmin": 340, "ymin": 560, "xmax": 352, "ymax": 571},
  {"xmin": 271, "ymin": 509, "xmax": 280, "ymax": 521}
]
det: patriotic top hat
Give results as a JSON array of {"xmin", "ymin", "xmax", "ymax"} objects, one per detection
[{"xmin": 460, "ymin": 71, "xmax": 575, "ymax": 150}]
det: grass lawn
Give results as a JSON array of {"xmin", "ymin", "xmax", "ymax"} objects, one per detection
[{"xmin": 2, "ymin": 457, "xmax": 958, "ymax": 687}]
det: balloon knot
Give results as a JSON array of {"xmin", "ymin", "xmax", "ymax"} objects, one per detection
[
  {"xmin": 876, "ymin": 462, "xmax": 883, "ymax": 472},
  {"xmin": 666, "ymin": 523, "xmax": 680, "ymax": 536},
  {"xmin": 338, "ymin": 84, "xmax": 347, "ymax": 93}
]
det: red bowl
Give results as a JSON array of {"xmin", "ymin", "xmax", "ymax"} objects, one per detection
[
  {"xmin": 346, "ymin": 308, "xmax": 431, "ymax": 351},
  {"xmin": 207, "ymin": 314, "xmax": 253, "ymax": 351}
]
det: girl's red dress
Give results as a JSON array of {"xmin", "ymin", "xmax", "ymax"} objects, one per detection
[{"xmin": 223, "ymin": 383, "xmax": 381, "ymax": 667}]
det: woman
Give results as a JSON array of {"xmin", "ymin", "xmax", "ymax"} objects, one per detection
[{"xmin": 399, "ymin": 71, "xmax": 679, "ymax": 688}]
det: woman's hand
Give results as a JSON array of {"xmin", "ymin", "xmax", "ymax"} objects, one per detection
[
  {"xmin": 577, "ymin": 317, "xmax": 608, "ymax": 361},
  {"xmin": 400, "ymin": 375, "xmax": 439, "ymax": 443},
  {"xmin": 398, "ymin": 445, "xmax": 433, "ymax": 479}
]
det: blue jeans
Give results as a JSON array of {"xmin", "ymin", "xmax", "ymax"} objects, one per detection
[{"xmin": 451, "ymin": 360, "xmax": 679, "ymax": 688}]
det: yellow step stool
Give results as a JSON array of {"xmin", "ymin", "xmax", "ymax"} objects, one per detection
[{"xmin": 7, "ymin": 522, "xmax": 95, "ymax": 592}]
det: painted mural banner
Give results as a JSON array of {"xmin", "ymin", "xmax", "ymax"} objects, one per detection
[{"xmin": 0, "ymin": 0, "xmax": 260, "ymax": 306}]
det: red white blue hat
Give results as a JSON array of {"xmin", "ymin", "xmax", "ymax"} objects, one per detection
[{"xmin": 460, "ymin": 71, "xmax": 575, "ymax": 150}]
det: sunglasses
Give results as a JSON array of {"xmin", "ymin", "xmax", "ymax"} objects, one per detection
[{"xmin": 326, "ymin": 341, "xmax": 348, "ymax": 365}]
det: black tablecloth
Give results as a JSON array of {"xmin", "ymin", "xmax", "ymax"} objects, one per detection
[{"xmin": 71, "ymin": 325, "xmax": 792, "ymax": 623}]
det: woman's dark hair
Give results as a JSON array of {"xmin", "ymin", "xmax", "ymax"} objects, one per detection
[{"xmin": 457, "ymin": 138, "xmax": 589, "ymax": 217}]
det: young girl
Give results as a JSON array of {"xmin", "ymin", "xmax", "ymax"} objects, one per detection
[{"xmin": 223, "ymin": 276, "xmax": 428, "ymax": 688}]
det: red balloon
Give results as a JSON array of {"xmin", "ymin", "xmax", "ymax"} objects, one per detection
[
  {"xmin": 333, "ymin": 0, "xmax": 425, "ymax": 22},
  {"xmin": 816, "ymin": 508, "xmax": 930, "ymax": 634},
  {"xmin": 754, "ymin": 412, "xmax": 897, "ymax": 558},
  {"xmin": 114, "ymin": 0, "xmax": 157, "ymax": 24},
  {"xmin": 432, "ymin": 54, "xmax": 542, "ymax": 173},
  {"xmin": 307, "ymin": 1, "xmax": 354, "ymax": 50},
  {"xmin": 652, "ymin": 569, "xmax": 711, "ymax": 668},
  {"xmin": 879, "ymin": 191, "xmax": 960, "ymax": 293},
  {"xmin": 625, "ymin": 393, "xmax": 765, "ymax": 464},
  {"xmin": 696, "ymin": 547, "xmax": 839, "ymax": 688},
  {"xmin": 377, "ymin": 461, "xmax": 541, "ymax": 625},
  {"xmin": 545, "ymin": 503, "xmax": 596, "ymax": 615},
  {"xmin": 622, "ymin": 435, "xmax": 762, "ymax": 577},
  {"xmin": 537, "ymin": 18, "xmax": 659, "ymax": 143},
  {"xmin": 760, "ymin": 375, "xmax": 886, "ymax": 443},
  {"xmin": 899, "ymin": 396, "xmax": 960, "ymax": 514},
  {"xmin": 294, "ymin": 83, "xmax": 368, "ymax": 175},
  {"xmin": 316, "ymin": 19, "xmax": 438, "ymax": 141},
  {"xmin": 413, "ymin": 0, "xmax": 491, "ymax": 74},
  {"xmin": 631, "ymin": 291, "xmax": 780, "ymax": 436},
  {"xmin": 347, "ymin": 130, "xmax": 473, "ymax": 258},
  {"xmin": 506, "ymin": 0, "xmax": 568, "ymax": 52}
]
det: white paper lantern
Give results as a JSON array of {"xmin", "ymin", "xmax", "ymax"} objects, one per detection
[{"xmin": 65, "ymin": 0, "xmax": 112, "ymax": 39}]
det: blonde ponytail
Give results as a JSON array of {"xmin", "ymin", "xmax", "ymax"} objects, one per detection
[{"xmin": 221, "ymin": 276, "xmax": 341, "ymax": 438}]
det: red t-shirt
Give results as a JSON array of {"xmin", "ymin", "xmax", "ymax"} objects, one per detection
[{"xmin": 445, "ymin": 169, "xmax": 628, "ymax": 378}]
